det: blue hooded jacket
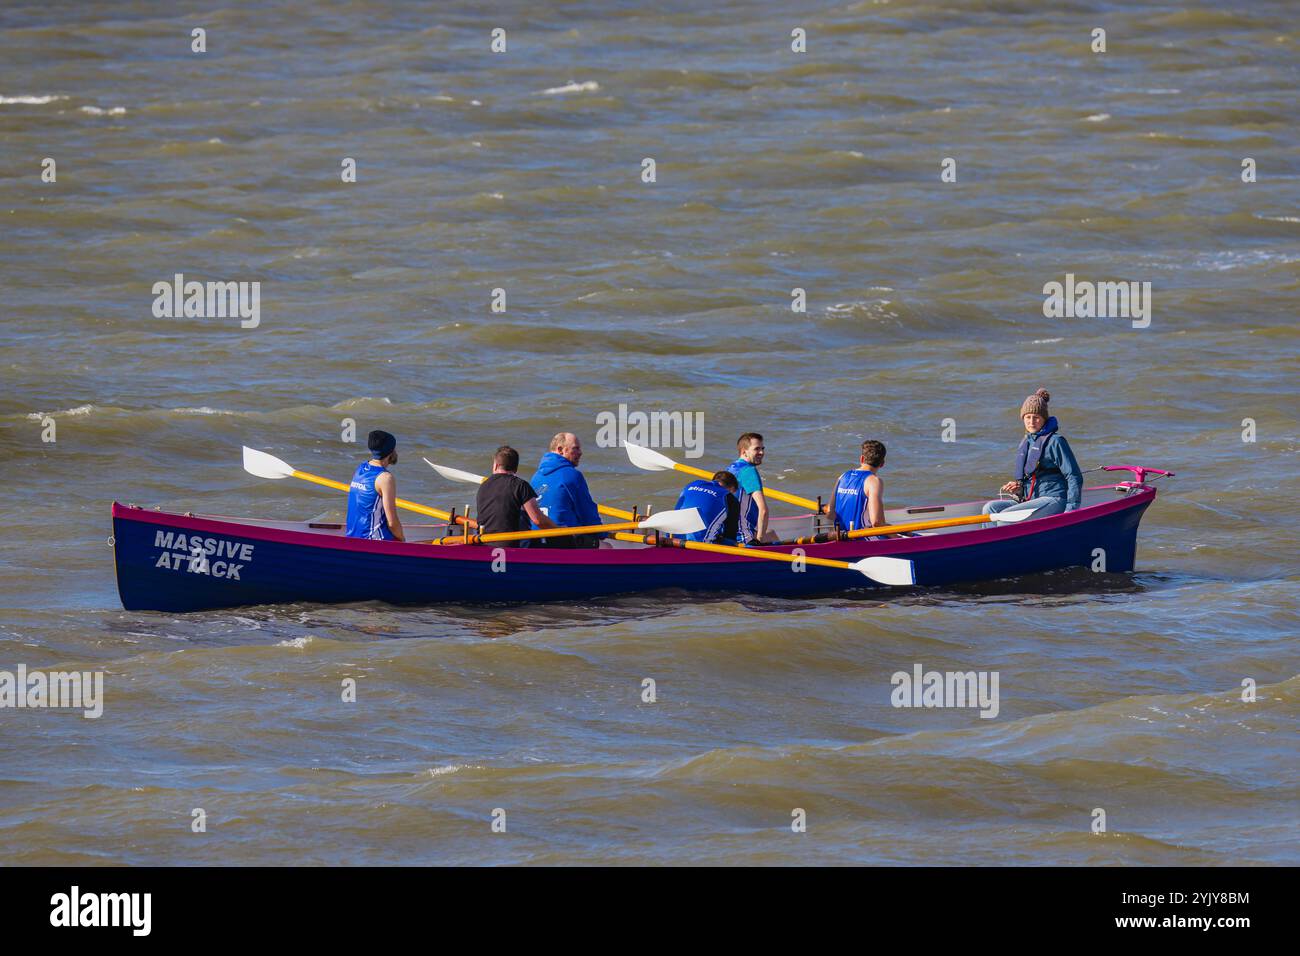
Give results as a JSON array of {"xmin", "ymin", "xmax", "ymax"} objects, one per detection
[
  {"xmin": 1013, "ymin": 416, "xmax": 1083, "ymax": 511},
  {"xmin": 529, "ymin": 452, "xmax": 604, "ymax": 530}
]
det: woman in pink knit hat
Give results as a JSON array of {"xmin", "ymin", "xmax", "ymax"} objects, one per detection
[{"xmin": 981, "ymin": 388, "xmax": 1083, "ymax": 519}]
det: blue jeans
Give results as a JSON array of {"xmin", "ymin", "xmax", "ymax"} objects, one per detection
[{"xmin": 982, "ymin": 495, "xmax": 1067, "ymax": 518}]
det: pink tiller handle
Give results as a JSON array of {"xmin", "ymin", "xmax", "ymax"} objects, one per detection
[{"xmin": 1101, "ymin": 465, "xmax": 1175, "ymax": 485}]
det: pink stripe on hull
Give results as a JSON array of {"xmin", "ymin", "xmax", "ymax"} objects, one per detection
[{"xmin": 112, "ymin": 487, "xmax": 1156, "ymax": 567}]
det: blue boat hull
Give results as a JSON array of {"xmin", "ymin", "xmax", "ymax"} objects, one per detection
[{"xmin": 112, "ymin": 491, "xmax": 1155, "ymax": 612}]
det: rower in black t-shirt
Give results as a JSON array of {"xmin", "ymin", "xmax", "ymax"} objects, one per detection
[{"xmin": 475, "ymin": 445, "xmax": 557, "ymax": 538}]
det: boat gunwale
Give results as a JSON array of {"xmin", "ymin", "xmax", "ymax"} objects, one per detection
[{"xmin": 111, "ymin": 484, "xmax": 1157, "ymax": 565}]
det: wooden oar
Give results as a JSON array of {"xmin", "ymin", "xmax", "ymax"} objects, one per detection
[
  {"xmin": 424, "ymin": 457, "xmax": 637, "ymax": 521},
  {"xmin": 243, "ymin": 446, "xmax": 476, "ymax": 527},
  {"xmin": 612, "ymin": 533, "xmax": 915, "ymax": 586},
  {"xmin": 623, "ymin": 442, "xmax": 825, "ymax": 512},
  {"xmin": 787, "ymin": 507, "xmax": 1034, "ymax": 545},
  {"xmin": 431, "ymin": 508, "xmax": 702, "ymax": 546}
]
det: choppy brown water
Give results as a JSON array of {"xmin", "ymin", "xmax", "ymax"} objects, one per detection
[{"xmin": 1, "ymin": 0, "xmax": 1297, "ymax": 864}]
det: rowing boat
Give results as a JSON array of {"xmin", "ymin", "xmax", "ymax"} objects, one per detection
[{"xmin": 111, "ymin": 470, "xmax": 1162, "ymax": 612}]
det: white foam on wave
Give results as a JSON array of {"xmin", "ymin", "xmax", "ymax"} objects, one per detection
[
  {"xmin": 427, "ymin": 765, "xmax": 467, "ymax": 777},
  {"xmin": 1256, "ymin": 214, "xmax": 1300, "ymax": 223},
  {"xmin": 25, "ymin": 404, "xmax": 246, "ymax": 420},
  {"xmin": 277, "ymin": 636, "xmax": 312, "ymax": 649},
  {"xmin": 351, "ymin": 266, "xmax": 412, "ymax": 280},
  {"xmin": 1141, "ymin": 247, "xmax": 1300, "ymax": 274},
  {"xmin": 1031, "ymin": 337, "xmax": 1064, "ymax": 344},
  {"xmin": 27, "ymin": 404, "xmax": 95, "ymax": 419},
  {"xmin": 827, "ymin": 300, "xmax": 896, "ymax": 318},
  {"xmin": 1083, "ymin": 112, "xmax": 1111, "ymax": 122},
  {"xmin": 80, "ymin": 105, "xmax": 127, "ymax": 116},
  {"xmin": 540, "ymin": 80, "xmax": 601, "ymax": 96},
  {"xmin": 1104, "ymin": 88, "xmax": 1181, "ymax": 95},
  {"xmin": 0, "ymin": 94, "xmax": 68, "ymax": 105},
  {"xmin": 332, "ymin": 396, "xmax": 392, "ymax": 409}
]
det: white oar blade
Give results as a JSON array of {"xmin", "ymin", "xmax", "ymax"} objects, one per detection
[
  {"xmin": 243, "ymin": 445, "xmax": 295, "ymax": 480},
  {"xmin": 849, "ymin": 556, "xmax": 916, "ymax": 586},
  {"xmin": 638, "ymin": 507, "xmax": 705, "ymax": 535},
  {"xmin": 986, "ymin": 508, "xmax": 1036, "ymax": 522},
  {"xmin": 424, "ymin": 458, "xmax": 485, "ymax": 484},
  {"xmin": 624, "ymin": 441, "xmax": 677, "ymax": 472}
]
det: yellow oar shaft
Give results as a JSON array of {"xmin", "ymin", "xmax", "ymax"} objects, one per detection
[
  {"xmin": 449, "ymin": 468, "xmax": 634, "ymax": 521},
  {"xmin": 612, "ymin": 533, "xmax": 855, "ymax": 570},
  {"xmin": 288, "ymin": 469, "xmax": 348, "ymax": 495},
  {"xmin": 670, "ymin": 463, "xmax": 714, "ymax": 481},
  {"xmin": 393, "ymin": 497, "xmax": 460, "ymax": 522},
  {"xmin": 294, "ymin": 462, "xmax": 632, "ymax": 530},
  {"xmin": 850, "ymin": 514, "xmax": 986, "ymax": 538},
  {"xmin": 669, "ymin": 462, "xmax": 822, "ymax": 512},
  {"xmin": 798, "ymin": 512, "xmax": 994, "ymax": 543},
  {"xmin": 289, "ymin": 468, "xmax": 469, "ymax": 525},
  {"xmin": 433, "ymin": 519, "xmax": 645, "ymax": 545}
]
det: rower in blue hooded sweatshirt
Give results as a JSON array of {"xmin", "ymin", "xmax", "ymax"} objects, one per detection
[
  {"xmin": 982, "ymin": 388, "xmax": 1083, "ymax": 519},
  {"xmin": 529, "ymin": 432, "xmax": 605, "ymax": 548},
  {"xmin": 673, "ymin": 471, "xmax": 740, "ymax": 544}
]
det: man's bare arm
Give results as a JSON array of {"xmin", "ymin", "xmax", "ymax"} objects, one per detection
[
  {"xmin": 376, "ymin": 472, "xmax": 405, "ymax": 541},
  {"xmin": 522, "ymin": 498, "xmax": 556, "ymax": 530},
  {"xmin": 865, "ymin": 475, "xmax": 886, "ymax": 527},
  {"xmin": 753, "ymin": 489, "xmax": 774, "ymax": 541}
]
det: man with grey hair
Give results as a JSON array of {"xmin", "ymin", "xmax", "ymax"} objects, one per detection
[{"xmin": 528, "ymin": 433, "xmax": 605, "ymax": 548}]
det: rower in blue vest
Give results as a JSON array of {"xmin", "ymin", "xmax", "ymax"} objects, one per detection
[
  {"xmin": 982, "ymin": 388, "xmax": 1083, "ymax": 519},
  {"xmin": 831, "ymin": 440, "xmax": 888, "ymax": 533},
  {"xmin": 673, "ymin": 471, "xmax": 740, "ymax": 543},
  {"xmin": 345, "ymin": 430, "xmax": 405, "ymax": 541}
]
